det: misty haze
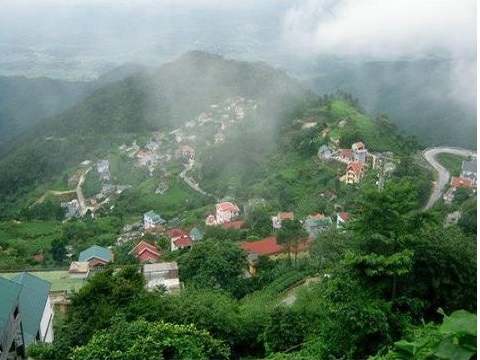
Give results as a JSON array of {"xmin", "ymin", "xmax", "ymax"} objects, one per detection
[{"xmin": 0, "ymin": 1, "xmax": 476, "ymax": 360}]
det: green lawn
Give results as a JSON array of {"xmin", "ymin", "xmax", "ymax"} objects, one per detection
[
  {"xmin": 435, "ymin": 153, "xmax": 468, "ymax": 177},
  {"xmin": 1, "ymin": 270, "xmax": 86, "ymax": 293}
]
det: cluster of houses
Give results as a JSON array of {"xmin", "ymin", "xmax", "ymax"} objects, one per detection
[
  {"xmin": 443, "ymin": 157, "xmax": 477, "ymax": 203},
  {"xmin": 0, "ymin": 273, "xmax": 54, "ymax": 360},
  {"xmin": 319, "ymin": 141, "xmax": 396, "ymax": 184}
]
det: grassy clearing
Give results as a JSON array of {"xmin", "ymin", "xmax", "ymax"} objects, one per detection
[
  {"xmin": 435, "ymin": 153, "xmax": 468, "ymax": 177},
  {"xmin": 1, "ymin": 270, "xmax": 86, "ymax": 292}
]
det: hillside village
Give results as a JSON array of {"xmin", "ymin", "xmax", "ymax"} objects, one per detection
[{"xmin": 0, "ymin": 94, "xmax": 477, "ymax": 360}]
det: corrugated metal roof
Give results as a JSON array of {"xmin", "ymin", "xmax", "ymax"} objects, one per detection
[
  {"xmin": 0, "ymin": 277, "xmax": 22, "ymax": 338},
  {"xmin": 12, "ymin": 272, "xmax": 52, "ymax": 346},
  {"xmin": 79, "ymin": 245, "xmax": 113, "ymax": 263}
]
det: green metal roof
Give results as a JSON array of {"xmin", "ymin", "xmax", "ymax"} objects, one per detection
[
  {"xmin": 79, "ymin": 245, "xmax": 113, "ymax": 263},
  {"xmin": 12, "ymin": 272, "xmax": 52, "ymax": 346},
  {"xmin": 0, "ymin": 277, "xmax": 22, "ymax": 341}
]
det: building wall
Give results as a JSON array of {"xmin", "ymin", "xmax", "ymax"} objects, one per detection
[{"xmin": 39, "ymin": 297, "xmax": 54, "ymax": 343}]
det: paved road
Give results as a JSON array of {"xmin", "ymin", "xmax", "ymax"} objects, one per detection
[
  {"xmin": 77, "ymin": 166, "xmax": 92, "ymax": 215},
  {"xmin": 423, "ymin": 147, "xmax": 476, "ymax": 210}
]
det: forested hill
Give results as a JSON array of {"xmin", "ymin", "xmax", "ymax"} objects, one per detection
[
  {"xmin": 0, "ymin": 52, "xmax": 308, "ymax": 203},
  {"xmin": 35, "ymin": 51, "xmax": 308, "ymax": 138}
]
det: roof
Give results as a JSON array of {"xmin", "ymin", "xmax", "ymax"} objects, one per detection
[
  {"xmin": 130, "ymin": 241, "xmax": 160, "ymax": 257},
  {"xmin": 462, "ymin": 159, "xmax": 477, "ymax": 174},
  {"xmin": 167, "ymin": 228, "xmax": 190, "ymax": 239},
  {"xmin": 173, "ymin": 237, "xmax": 193, "ymax": 247},
  {"xmin": 347, "ymin": 161, "xmax": 366, "ymax": 175},
  {"xmin": 307, "ymin": 213, "xmax": 325, "ymax": 220},
  {"xmin": 216, "ymin": 202, "xmax": 239, "ymax": 212},
  {"xmin": 340, "ymin": 149, "xmax": 352, "ymax": 159},
  {"xmin": 143, "ymin": 210, "xmax": 165, "ymax": 223},
  {"xmin": 143, "ymin": 262, "xmax": 178, "ymax": 273},
  {"xmin": 319, "ymin": 144, "xmax": 330, "ymax": 153},
  {"xmin": 69, "ymin": 262, "xmax": 90, "ymax": 274},
  {"xmin": 352, "ymin": 142, "xmax": 365, "ymax": 150},
  {"xmin": 222, "ymin": 220, "xmax": 244, "ymax": 229},
  {"xmin": 240, "ymin": 237, "xmax": 284, "ymax": 256},
  {"xmin": 12, "ymin": 272, "xmax": 52, "ymax": 346},
  {"xmin": 337, "ymin": 212, "xmax": 350, "ymax": 222},
  {"xmin": 79, "ymin": 245, "xmax": 113, "ymax": 263},
  {"xmin": 0, "ymin": 277, "xmax": 22, "ymax": 338},
  {"xmin": 450, "ymin": 177, "xmax": 473, "ymax": 188},
  {"xmin": 278, "ymin": 212, "xmax": 294, "ymax": 221},
  {"xmin": 189, "ymin": 227, "xmax": 204, "ymax": 241}
]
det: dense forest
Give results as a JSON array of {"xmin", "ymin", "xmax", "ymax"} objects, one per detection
[{"xmin": 0, "ymin": 52, "xmax": 475, "ymax": 359}]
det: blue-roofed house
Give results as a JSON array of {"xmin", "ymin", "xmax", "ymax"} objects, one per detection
[
  {"xmin": 304, "ymin": 213, "xmax": 333, "ymax": 236},
  {"xmin": 12, "ymin": 273, "xmax": 54, "ymax": 346},
  {"xmin": 0, "ymin": 277, "xmax": 25, "ymax": 360},
  {"xmin": 78, "ymin": 245, "xmax": 114, "ymax": 269},
  {"xmin": 143, "ymin": 210, "xmax": 166, "ymax": 231},
  {"xmin": 189, "ymin": 227, "xmax": 204, "ymax": 242}
]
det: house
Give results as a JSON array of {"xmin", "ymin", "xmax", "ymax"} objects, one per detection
[
  {"xmin": 78, "ymin": 245, "xmax": 114, "ymax": 269},
  {"xmin": 205, "ymin": 214, "xmax": 217, "ymax": 226},
  {"xmin": 189, "ymin": 227, "xmax": 204, "ymax": 242},
  {"xmin": 167, "ymin": 229, "xmax": 193, "ymax": 251},
  {"xmin": 351, "ymin": 142, "xmax": 368, "ymax": 163},
  {"xmin": 61, "ymin": 199, "xmax": 80, "ymax": 219},
  {"xmin": 240, "ymin": 237, "xmax": 284, "ymax": 256},
  {"xmin": 304, "ymin": 214, "xmax": 332, "ymax": 236},
  {"xmin": 240, "ymin": 236, "xmax": 311, "ymax": 258},
  {"xmin": 180, "ymin": 145, "xmax": 195, "ymax": 160},
  {"xmin": 341, "ymin": 162, "xmax": 367, "ymax": 184},
  {"xmin": 11, "ymin": 273, "xmax": 54, "ymax": 346},
  {"xmin": 143, "ymin": 210, "xmax": 166, "ymax": 230},
  {"xmin": 318, "ymin": 144, "xmax": 332, "ymax": 159},
  {"xmin": 337, "ymin": 212, "xmax": 351, "ymax": 228},
  {"xmin": 272, "ymin": 212, "xmax": 294, "ymax": 229},
  {"xmin": 450, "ymin": 177, "xmax": 473, "ymax": 189},
  {"xmin": 0, "ymin": 277, "xmax": 25, "ymax": 360},
  {"xmin": 215, "ymin": 202, "xmax": 240, "ymax": 224},
  {"xmin": 142, "ymin": 262, "xmax": 180, "ymax": 292},
  {"xmin": 129, "ymin": 241, "xmax": 161, "ymax": 263},
  {"xmin": 338, "ymin": 149, "xmax": 352, "ymax": 162},
  {"xmin": 461, "ymin": 159, "xmax": 477, "ymax": 183},
  {"xmin": 96, "ymin": 160, "xmax": 110, "ymax": 181},
  {"xmin": 137, "ymin": 150, "xmax": 157, "ymax": 167},
  {"xmin": 68, "ymin": 262, "xmax": 90, "ymax": 279}
]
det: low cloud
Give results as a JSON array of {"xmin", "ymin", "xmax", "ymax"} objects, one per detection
[{"xmin": 282, "ymin": 0, "xmax": 476, "ymax": 60}]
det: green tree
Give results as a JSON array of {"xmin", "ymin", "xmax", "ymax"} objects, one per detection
[
  {"xmin": 308, "ymin": 228, "xmax": 352, "ymax": 272},
  {"xmin": 277, "ymin": 219, "xmax": 308, "ymax": 269},
  {"xmin": 177, "ymin": 239, "xmax": 248, "ymax": 296},
  {"xmin": 70, "ymin": 318, "xmax": 229, "ymax": 360}
]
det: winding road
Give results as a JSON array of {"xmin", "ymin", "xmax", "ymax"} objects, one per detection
[{"xmin": 422, "ymin": 147, "xmax": 476, "ymax": 210}]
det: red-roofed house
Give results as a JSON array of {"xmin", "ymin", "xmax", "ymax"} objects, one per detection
[
  {"xmin": 241, "ymin": 237, "xmax": 284, "ymax": 256},
  {"xmin": 450, "ymin": 177, "xmax": 473, "ymax": 189},
  {"xmin": 339, "ymin": 149, "xmax": 353, "ymax": 161},
  {"xmin": 341, "ymin": 161, "xmax": 367, "ymax": 184},
  {"xmin": 240, "ymin": 236, "xmax": 312, "ymax": 258},
  {"xmin": 168, "ymin": 229, "xmax": 193, "ymax": 251},
  {"xmin": 129, "ymin": 241, "xmax": 161, "ymax": 263},
  {"xmin": 215, "ymin": 202, "xmax": 240, "ymax": 224},
  {"xmin": 272, "ymin": 212, "xmax": 294, "ymax": 229},
  {"xmin": 337, "ymin": 212, "xmax": 351, "ymax": 228},
  {"xmin": 180, "ymin": 145, "xmax": 195, "ymax": 160},
  {"xmin": 222, "ymin": 220, "xmax": 244, "ymax": 229}
]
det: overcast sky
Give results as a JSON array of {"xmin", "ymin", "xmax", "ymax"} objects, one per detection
[{"xmin": 2, "ymin": 0, "xmax": 475, "ymax": 60}]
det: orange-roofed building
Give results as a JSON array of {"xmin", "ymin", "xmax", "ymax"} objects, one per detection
[
  {"xmin": 450, "ymin": 177, "xmax": 473, "ymax": 189},
  {"xmin": 129, "ymin": 241, "xmax": 161, "ymax": 263},
  {"xmin": 342, "ymin": 161, "xmax": 367, "ymax": 184},
  {"xmin": 240, "ymin": 237, "xmax": 284, "ymax": 256},
  {"xmin": 215, "ymin": 202, "xmax": 240, "ymax": 224},
  {"xmin": 272, "ymin": 212, "xmax": 294, "ymax": 229}
]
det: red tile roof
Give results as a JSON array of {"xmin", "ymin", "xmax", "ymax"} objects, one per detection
[
  {"xmin": 278, "ymin": 212, "xmax": 294, "ymax": 221},
  {"xmin": 450, "ymin": 177, "xmax": 473, "ymax": 188},
  {"xmin": 240, "ymin": 236, "xmax": 312, "ymax": 256},
  {"xmin": 337, "ymin": 212, "xmax": 350, "ymax": 222},
  {"xmin": 217, "ymin": 202, "xmax": 239, "ymax": 212},
  {"xmin": 340, "ymin": 149, "xmax": 352, "ymax": 159},
  {"xmin": 241, "ymin": 237, "xmax": 283, "ymax": 256},
  {"xmin": 173, "ymin": 237, "xmax": 193, "ymax": 247},
  {"xmin": 222, "ymin": 220, "xmax": 244, "ymax": 229},
  {"xmin": 130, "ymin": 241, "xmax": 161, "ymax": 261},
  {"xmin": 347, "ymin": 161, "xmax": 366, "ymax": 175},
  {"xmin": 167, "ymin": 228, "xmax": 190, "ymax": 239}
]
